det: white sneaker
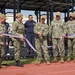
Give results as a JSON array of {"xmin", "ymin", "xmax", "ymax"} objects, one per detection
[{"xmin": 6, "ymin": 53, "xmax": 10, "ymax": 56}]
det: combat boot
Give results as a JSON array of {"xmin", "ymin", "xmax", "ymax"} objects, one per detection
[
  {"xmin": 0, "ymin": 64, "xmax": 7, "ymax": 69},
  {"xmin": 14, "ymin": 60, "xmax": 23, "ymax": 67},
  {"xmin": 18, "ymin": 61, "xmax": 24, "ymax": 67},
  {"xmin": 60, "ymin": 56, "xmax": 64, "ymax": 63},
  {"xmin": 67, "ymin": 57, "xmax": 70, "ymax": 62},
  {"xmin": 14, "ymin": 60, "xmax": 18, "ymax": 66},
  {"xmin": 0, "ymin": 64, "xmax": 1, "ymax": 68},
  {"xmin": 0, "ymin": 65, "xmax": 7, "ymax": 68},
  {"xmin": 74, "ymin": 57, "xmax": 75, "ymax": 62},
  {"xmin": 46, "ymin": 61, "xmax": 50, "ymax": 65},
  {"xmin": 53, "ymin": 57, "xmax": 58, "ymax": 62},
  {"xmin": 36, "ymin": 60, "xmax": 41, "ymax": 64}
]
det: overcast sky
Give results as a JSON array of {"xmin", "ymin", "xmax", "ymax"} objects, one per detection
[{"xmin": 6, "ymin": 9, "xmax": 64, "ymax": 19}]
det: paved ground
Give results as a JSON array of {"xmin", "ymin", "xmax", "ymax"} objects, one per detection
[{"xmin": 0, "ymin": 61, "xmax": 75, "ymax": 75}]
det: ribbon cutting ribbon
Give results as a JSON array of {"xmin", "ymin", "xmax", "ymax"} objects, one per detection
[
  {"xmin": 47, "ymin": 46, "xmax": 53, "ymax": 48},
  {"xmin": 67, "ymin": 34, "xmax": 75, "ymax": 38},
  {"xmin": 47, "ymin": 34, "xmax": 75, "ymax": 48},
  {"xmin": 2, "ymin": 32, "xmax": 36, "ymax": 52},
  {"xmin": 4, "ymin": 33, "xmax": 73, "ymax": 50}
]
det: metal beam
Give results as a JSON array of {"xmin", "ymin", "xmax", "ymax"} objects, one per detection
[
  {"xmin": 38, "ymin": 11, "xmax": 41, "ymax": 22},
  {"xmin": 21, "ymin": 0, "xmax": 27, "ymax": 5},
  {"xmin": 0, "ymin": 0, "xmax": 74, "ymax": 13},
  {"xmin": 17, "ymin": 0, "xmax": 20, "ymax": 13},
  {"xmin": 1, "ymin": 0, "xmax": 9, "ymax": 9},
  {"xmin": 67, "ymin": 6, "xmax": 69, "ymax": 21},
  {"xmin": 53, "ymin": 2, "xmax": 72, "ymax": 6},
  {"xmin": 35, "ymin": 11, "xmax": 38, "ymax": 22},
  {"xmin": 50, "ymin": 2, "xmax": 53, "ymax": 22},
  {"xmin": 36, "ymin": 1, "xmax": 47, "ymax": 11},
  {"xmin": 13, "ymin": 0, "xmax": 16, "ymax": 21},
  {"xmin": 0, "ymin": 0, "xmax": 9, "ymax": 13},
  {"xmin": 47, "ymin": 1, "xmax": 49, "ymax": 25}
]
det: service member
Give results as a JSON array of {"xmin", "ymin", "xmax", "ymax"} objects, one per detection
[
  {"xmin": 65, "ymin": 12, "xmax": 75, "ymax": 62},
  {"xmin": 49, "ymin": 12, "xmax": 65, "ymax": 63},
  {"xmin": 34, "ymin": 15, "xmax": 50, "ymax": 65},
  {"xmin": 0, "ymin": 14, "xmax": 8, "ymax": 68},
  {"xmin": 12, "ymin": 13, "xmax": 25, "ymax": 67}
]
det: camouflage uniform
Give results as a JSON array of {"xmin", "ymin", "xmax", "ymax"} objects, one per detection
[
  {"xmin": 12, "ymin": 13, "xmax": 24, "ymax": 62},
  {"xmin": 65, "ymin": 13, "xmax": 75, "ymax": 61},
  {"xmin": 0, "ymin": 14, "xmax": 7, "ymax": 67},
  {"xmin": 34, "ymin": 22, "xmax": 50, "ymax": 63},
  {"xmin": 49, "ymin": 12, "xmax": 65, "ymax": 62},
  {"xmin": 0, "ymin": 24, "xmax": 6, "ymax": 66},
  {"xmin": 50, "ymin": 19, "xmax": 65, "ymax": 56},
  {"xmin": 66, "ymin": 20, "xmax": 75, "ymax": 56}
]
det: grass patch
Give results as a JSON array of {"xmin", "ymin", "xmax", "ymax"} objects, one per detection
[
  {"xmin": 2, "ymin": 55, "xmax": 74, "ymax": 66},
  {"xmin": 2, "ymin": 58, "xmax": 38, "ymax": 65}
]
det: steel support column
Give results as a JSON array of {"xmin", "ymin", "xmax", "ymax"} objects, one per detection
[
  {"xmin": 67, "ymin": 6, "xmax": 69, "ymax": 21},
  {"xmin": 13, "ymin": 0, "xmax": 16, "ymax": 21},
  {"xmin": 72, "ymin": 5, "xmax": 74, "ymax": 12},
  {"xmin": 35, "ymin": 11, "xmax": 38, "ymax": 22},
  {"xmin": 47, "ymin": 1, "xmax": 50, "ymax": 46},
  {"xmin": 1, "ymin": 8, "xmax": 3, "ymax": 14},
  {"xmin": 17, "ymin": 0, "xmax": 20, "ymax": 13},
  {"xmin": 50, "ymin": 2, "xmax": 53, "ymax": 23},
  {"xmin": 47, "ymin": 2, "xmax": 49, "ymax": 25},
  {"xmin": 38, "ymin": 11, "xmax": 41, "ymax": 22},
  {"xmin": 2, "ymin": 8, "xmax": 5, "ymax": 14},
  {"xmin": 64, "ymin": 12, "xmax": 67, "ymax": 22},
  {"xmin": 37, "ymin": 11, "xmax": 38, "ymax": 22},
  {"xmin": 3, "ymin": 7, "xmax": 5, "ymax": 14}
]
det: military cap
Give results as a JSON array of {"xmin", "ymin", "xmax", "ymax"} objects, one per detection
[
  {"xmin": 16, "ymin": 13, "xmax": 23, "ymax": 18},
  {"xmin": 56, "ymin": 12, "xmax": 61, "ymax": 16},
  {"xmin": 69, "ymin": 12, "xmax": 74, "ymax": 17},
  {"xmin": 41, "ymin": 15, "xmax": 46, "ymax": 19},
  {"xmin": 0, "ymin": 14, "xmax": 7, "ymax": 19}
]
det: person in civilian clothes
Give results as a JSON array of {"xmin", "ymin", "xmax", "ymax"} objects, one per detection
[{"xmin": 24, "ymin": 15, "xmax": 36, "ymax": 54}]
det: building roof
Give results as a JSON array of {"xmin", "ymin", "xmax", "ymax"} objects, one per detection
[{"xmin": 0, "ymin": 0, "xmax": 75, "ymax": 12}]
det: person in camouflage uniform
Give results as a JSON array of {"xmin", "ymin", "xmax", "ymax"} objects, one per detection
[
  {"xmin": 12, "ymin": 13, "xmax": 25, "ymax": 67},
  {"xmin": 0, "ymin": 14, "xmax": 8, "ymax": 68},
  {"xmin": 34, "ymin": 15, "xmax": 50, "ymax": 65},
  {"xmin": 49, "ymin": 12, "xmax": 65, "ymax": 63},
  {"xmin": 65, "ymin": 12, "xmax": 75, "ymax": 62}
]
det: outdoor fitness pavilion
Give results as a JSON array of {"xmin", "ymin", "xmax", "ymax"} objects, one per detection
[
  {"xmin": 0, "ymin": 0, "xmax": 75, "ymax": 24},
  {"xmin": 0, "ymin": 0, "xmax": 75, "ymax": 58},
  {"xmin": 0, "ymin": 1, "xmax": 75, "ymax": 75}
]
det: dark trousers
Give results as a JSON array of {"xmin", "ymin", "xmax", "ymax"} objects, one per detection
[
  {"xmin": 26, "ymin": 33, "xmax": 35, "ymax": 54},
  {"xmin": 5, "ymin": 37, "xmax": 9, "ymax": 54}
]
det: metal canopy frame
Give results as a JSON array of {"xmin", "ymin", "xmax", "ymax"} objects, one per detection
[
  {"xmin": 0, "ymin": 0, "xmax": 75, "ymax": 22},
  {"xmin": 0, "ymin": 0, "xmax": 75, "ymax": 13},
  {"xmin": 0, "ymin": 0, "xmax": 74, "ymax": 46}
]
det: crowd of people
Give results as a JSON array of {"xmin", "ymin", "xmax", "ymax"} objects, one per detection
[{"xmin": 0, "ymin": 11, "xmax": 75, "ymax": 68}]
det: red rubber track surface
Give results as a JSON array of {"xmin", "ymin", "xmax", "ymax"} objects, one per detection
[{"xmin": 0, "ymin": 61, "xmax": 75, "ymax": 75}]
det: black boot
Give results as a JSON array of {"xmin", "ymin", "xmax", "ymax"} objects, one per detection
[
  {"xmin": 14, "ymin": 60, "xmax": 24, "ymax": 67},
  {"xmin": 14, "ymin": 60, "xmax": 18, "ymax": 66},
  {"xmin": 0, "ymin": 64, "xmax": 1, "ymax": 68}
]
